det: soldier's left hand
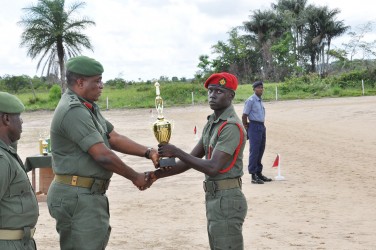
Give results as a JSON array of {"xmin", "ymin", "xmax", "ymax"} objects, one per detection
[{"xmin": 158, "ymin": 143, "xmax": 178, "ymax": 158}]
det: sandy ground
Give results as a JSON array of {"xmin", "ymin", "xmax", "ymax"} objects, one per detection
[{"xmin": 17, "ymin": 96, "xmax": 376, "ymax": 249}]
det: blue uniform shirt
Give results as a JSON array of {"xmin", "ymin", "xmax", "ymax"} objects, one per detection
[{"xmin": 243, "ymin": 93, "xmax": 265, "ymax": 122}]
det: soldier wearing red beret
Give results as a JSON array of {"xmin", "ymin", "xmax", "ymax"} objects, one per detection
[{"xmin": 154, "ymin": 72, "xmax": 248, "ymax": 249}]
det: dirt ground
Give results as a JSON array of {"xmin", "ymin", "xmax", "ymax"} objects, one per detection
[{"xmin": 17, "ymin": 96, "xmax": 376, "ymax": 249}]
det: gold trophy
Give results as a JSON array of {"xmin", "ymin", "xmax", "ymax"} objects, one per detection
[{"xmin": 153, "ymin": 82, "xmax": 176, "ymax": 167}]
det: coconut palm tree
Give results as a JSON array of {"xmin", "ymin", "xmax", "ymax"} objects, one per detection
[
  {"xmin": 243, "ymin": 9, "xmax": 285, "ymax": 80},
  {"xmin": 19, "ymin": 0, "xmax": 95, "ymax": 92},
  {"xmin": 272, "ymin": 0, "xmax": 308, "ymax": 67},
  {"xmin": 303, "ymin": 5, "xmax": 348, "ymax": 75}
]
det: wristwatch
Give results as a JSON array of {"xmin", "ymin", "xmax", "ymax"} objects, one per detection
[{"xmin": 144, "ymin": 147, "xmax": 153, "ymax": 159}]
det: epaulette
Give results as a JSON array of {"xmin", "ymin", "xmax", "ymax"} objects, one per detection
[
  {"xmin": 225, "ymin": 116, "xmax": 238, "ymax": 124},
  {"xmin": 68, "ymin": 94, "xmax": 82, "ymax": 107}
]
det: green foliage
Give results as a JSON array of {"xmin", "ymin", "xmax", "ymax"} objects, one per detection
[
  {"xmin": 329, "ymin": 69, "xmax": 376, "ymax": 88},
  {"xmin": 2, "ymin": 75, "xmax": 30, "ymax": 93},
  {"xmin": 19, "ymin": 0, "xmax": 95, "ymax": 92},
  {"xmin": 49, "ymin": 84, "xmax": 61, "ymax": 101},
  {"xmin": 9, "ymin": 79, "xmax": 376, "ymax": 111},
  {"xmin": 105, "ymin": 78, "xmax": 127, "ymax": 89},
  {"xmin": 28, "ymin": 97, "xmax": 40, "ymax": 104},
  {"xmin": 279, "ymin": 73, "xmax": 328, "ymax": 94}
]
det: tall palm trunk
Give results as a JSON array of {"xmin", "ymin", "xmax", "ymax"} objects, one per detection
[{"xmin": 56, "ymin": 39, "xmax": 66, "ymax": 93}]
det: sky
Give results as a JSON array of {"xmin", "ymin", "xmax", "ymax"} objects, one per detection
[{"xmin": 0, "ymin": 0, "xmax": 375, "ymax": 82}]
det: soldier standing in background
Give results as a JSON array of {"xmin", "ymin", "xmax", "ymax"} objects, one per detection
[{"xmin": 0, "ymin": 92, "xmax": 39, "ymax": 250}]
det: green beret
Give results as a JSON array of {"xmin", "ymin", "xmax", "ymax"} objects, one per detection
[
  {"xmin": 66, "ymin": 56, "xmax": 104, "ymax": 76},
  {"xmin": 0, "ymin": 92, "xmax": 25, "ymax": 113}
]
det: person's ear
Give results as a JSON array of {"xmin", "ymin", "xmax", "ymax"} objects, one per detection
[
  {"xmin": 1, "ymin": 113, "xmax": 10, "ymax": 126},
  {"xmin": 77, "ymin": 78, "xmax": 85, "ymax": 88},
  {"xmin": 228, "ymin": 91, "xmax": 235, "ymax": 100}
]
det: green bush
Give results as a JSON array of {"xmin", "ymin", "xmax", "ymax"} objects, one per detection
[
  {"xmin": 49, "ymin": 85, "xmax": 61, "ymax": 101},
  {"xmin": 28, "ymin": 97, "xmax": 40, "ymax": 104}
]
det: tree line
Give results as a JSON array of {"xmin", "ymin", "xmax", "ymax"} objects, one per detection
[
  {"xmin": 2, "ymin": 0, "xmax": 375, "ymax": 96},
  {"xmin": 196, "ymin": 0, "xmax": 376, "ymax": 84}
]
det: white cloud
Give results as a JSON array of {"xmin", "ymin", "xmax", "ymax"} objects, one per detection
[{"xmin": 0, "ymin": 0, "xmax": 375, "ymax": 81}]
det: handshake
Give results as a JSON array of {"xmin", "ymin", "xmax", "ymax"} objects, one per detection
[{"xmin": 134, "ymin": 143, "xmax": 176, "ymax": 191}]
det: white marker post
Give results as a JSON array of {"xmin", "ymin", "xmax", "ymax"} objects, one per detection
[
  {"xmin": 106, "ymin": 96, "xmax": 109, "ymax": 110},
  {"xmin": 274, "ymin": 154, "xmax": 285, "ymax": 181},
  {"xmin": 362, "ymin": 80, "xmax": 365, "ymax": 96},
  {"xmin": 194, "ymin": 125, "xmax": 199, "ymax": 141},
  {"xmin": 275, "ymin": 86, "xmax": 278, "ymax": 101}
]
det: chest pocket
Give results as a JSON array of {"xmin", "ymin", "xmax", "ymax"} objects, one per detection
[
  {"xmin": 5, "ymin": 179, "xmax": 36, "ymax": 214},
  {"xmin": 86, "ymin": 108, "xmax": 110, "ymax": 144}
]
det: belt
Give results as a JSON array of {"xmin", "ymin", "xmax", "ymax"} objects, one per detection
[
  {"xmin": 54, "ymin": 175, "xmax": 110, "ymax": 194},
  {"xmin": 0, "ymin": 228, "xmax": 36, "ymax": 240},
  {"xmin": 203, "ymin": 178, "xmax": 242, "ymax": 193},
  {"xmin": 250, "ymin": 120, "xmax": 264, "ymax": 125}
]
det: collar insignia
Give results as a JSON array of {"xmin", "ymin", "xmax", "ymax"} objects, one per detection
[{"xmin": 83, "ymin": 102, "xmax": 93, "ymax": 110}]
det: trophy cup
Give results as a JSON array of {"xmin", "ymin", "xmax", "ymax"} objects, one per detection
[{"xmin": 153, "ymin": 82, "xmax": 176, "ymax": 167}]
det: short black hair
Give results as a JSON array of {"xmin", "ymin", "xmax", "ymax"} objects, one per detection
[{"xmin": 66, "ymin": 71, "xmax": 86, "ymax": 86}]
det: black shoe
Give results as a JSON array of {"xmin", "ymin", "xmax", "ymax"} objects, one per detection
[
  {"xmin": 251, "ymin": 174, "xmax": 264, "ymax": 184},
  {"xmin": 257, "ymin": 173, "xmax": 272, "ymax": 182}
]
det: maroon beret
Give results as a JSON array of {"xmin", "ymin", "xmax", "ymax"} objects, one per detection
[{"xmin": 204, "ymin": 72, "xmax": 238, "ymax": 91}]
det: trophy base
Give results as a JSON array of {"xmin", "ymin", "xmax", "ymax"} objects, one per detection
[{"xmin": 159, "ymin": 157, "xmax": 176, "ymax": 168}]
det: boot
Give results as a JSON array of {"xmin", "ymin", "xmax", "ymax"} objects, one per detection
[
  {"xmin": 251, "ymin": 174, "xmax": 264, "ymax": 184},
  {"xmin": 257, "ymin": 172, "xmax": 272, "ymax": 182}
]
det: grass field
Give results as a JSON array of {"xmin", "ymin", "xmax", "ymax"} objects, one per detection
[{"xmin": 14, "ymin": 81, "xmax": 375, "ymax": 111}]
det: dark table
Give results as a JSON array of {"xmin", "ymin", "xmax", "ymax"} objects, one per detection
[{"xmin": 24, "ymin": 154, "xmax": 54, "ymax": 195}]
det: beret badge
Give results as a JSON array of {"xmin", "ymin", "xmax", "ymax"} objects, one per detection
[{"xmin": 219, "ymin": 78, "xmax": 226, "ymax": 86}]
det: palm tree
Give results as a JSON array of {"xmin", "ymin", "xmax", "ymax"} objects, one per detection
[
  {"xmin": 324, "ymin": 19, "xmax": 349, "ymax": 69},
  {"xmin": 303, "ymin": 5, "xmax": 349, "ymax": 75},
  {"xmin": 19, "ymin": 0, "xmax": 95, "ymax": 92},
  {"xmin": 243, "ymin": 9, "xmax": 285, "ymax": 80},
  {"xmin": 272, "ymin": 0, "xmax": 308, "ymax": 67}
]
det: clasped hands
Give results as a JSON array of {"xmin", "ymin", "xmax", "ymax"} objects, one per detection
[{"xmin": 136, "ymin": 143, "xmax": 176, "ymax": 190}]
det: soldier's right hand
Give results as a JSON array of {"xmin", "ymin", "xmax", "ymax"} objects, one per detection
[{"xmin": 133, "ymin": 172, "xmax": 149, "ymax": 190}]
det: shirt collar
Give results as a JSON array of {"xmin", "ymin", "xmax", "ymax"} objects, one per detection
[
  {"xmin": 252, "ymin": 93, "xmax": 262, "ymax": 101},
  {"xmin": 66, "ymin": 88, "xmax": 97, "ymax": 112},
  {"xmin": 207, "ymin": 105, "xmax": 235, "ymax": 123},
  {"xmin": 0, "ymin": 139, "xmax": 15, "ymax": 154}
]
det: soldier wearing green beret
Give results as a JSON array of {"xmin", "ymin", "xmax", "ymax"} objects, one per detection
[
  {"xmin": 154, "ymin": 72, "xmax": 248, "ymax": 250},
  {"xmin": 47, "ymin": 56, "xmax": 158, "ymax": 249},
  {"xmin": 0, "ymin": 92, "xmax": 39, "ymax": 250}
]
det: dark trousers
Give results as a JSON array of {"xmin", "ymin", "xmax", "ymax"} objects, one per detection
[{"xmin": 247, "ymin": 122, "xmax": 266, "ymax": 174}]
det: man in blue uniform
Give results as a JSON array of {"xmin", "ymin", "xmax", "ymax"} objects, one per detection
[{"xmin": 242, "ymin": 81, "xmax": 272, "ymax": 184}]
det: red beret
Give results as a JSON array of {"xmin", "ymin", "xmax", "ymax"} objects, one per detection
[{"xmin": 204, "ymin": 72, "xmax": 238, "ymax": 91}]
